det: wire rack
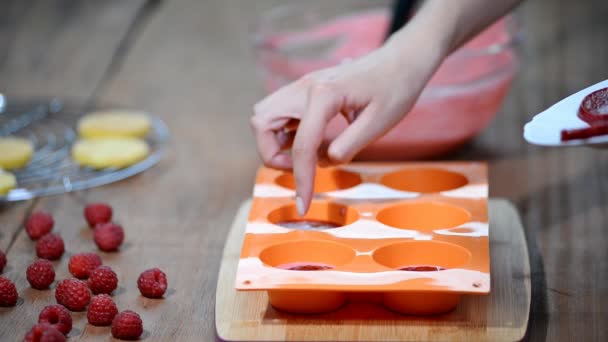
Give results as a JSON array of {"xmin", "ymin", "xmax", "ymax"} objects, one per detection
[{"xmin": 0, "ymin": 97, "xmax": 169, "ymax": 202}]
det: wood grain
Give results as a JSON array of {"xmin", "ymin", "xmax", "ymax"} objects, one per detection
[
  {"xmin": 0, "ymin": 0, "xmax": 607, "ymax": 341},
  {"xmin": 0, "ymin": 0, "xmax": 150, "ymax": 340},
  {"xmin": 216, "ymin": 199, "xmax": 530, "ymax": 342},
  {"xmin": 0, "ymin": 0, "xmax": 147, "ymax": 261},
  {"xmin": 0, "ymin": 0, "xmax": 148, "ymax": 99}
]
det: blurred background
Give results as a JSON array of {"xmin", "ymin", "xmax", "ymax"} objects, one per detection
[
  {"xmin": 1, "ymin": 0, "xmax": 607, "ymax": 340},
  {"xmin": 2, "ymin": 0, "xmax": 607, "ymax": 164}
]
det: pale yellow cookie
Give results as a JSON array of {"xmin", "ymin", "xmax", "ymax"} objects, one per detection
[
  {"xmin": 0, "ymin": 137, "xmax": 34, "ymax": 169},
  {"xmin": 0, "ymin": 170, "xmax": 17, "ymax": 195},
  {"xmin": 71, "ymin": 138, "xmax": 150, "ymax": 169},
  {"xmin": 77, "ymin": 110, "xmax": 152, "ymax": 139}
]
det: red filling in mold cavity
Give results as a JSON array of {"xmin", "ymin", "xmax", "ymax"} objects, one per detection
[
  {"xmin": 398, "ymin": 265, "xmax": 446, "ymax": 272},
  {"xmin": 562, "ymin": 87, "xmax": 608, "ymax": 141},
  {"xmin": 277, "ymin": 220, "xmax": 340, "ymax": 230},
  {"xmin": 276, "ymin": 262, "xmax": 335, "ymax": 271}
]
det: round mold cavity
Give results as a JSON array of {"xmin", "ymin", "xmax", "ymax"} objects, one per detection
[
  {"xmin": 268, "ymin": 290, "xmax": 346, "ymax": 314},
  {"xmin": 268, "ymin": 201, "xmax": 359, "ymax": 230},
  {"xmin": 275, "ymin": 168, "xmax": 362, "ymax": 193},
  {"xmin": 259, "ymin": 240, "xmax": 356, "ymax": 270},
  {"xmin": 376, "ymin": 202, "xmax": 471, "ymax": 232},
  {"xmin": 380, "ymin": 168, "xmax": 468, "ymax": 193},
  {"xmin": 383, "ymin": 292, "xmax": 461, "ymax": 315},
  {"xmin": 372, "ymin": 241, "xmax": 471, "ymax": 271}
]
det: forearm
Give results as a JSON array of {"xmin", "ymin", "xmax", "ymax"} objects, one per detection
[{"xmin": 386, "ymin": 0, "xmax": 522, "ymax": 63}]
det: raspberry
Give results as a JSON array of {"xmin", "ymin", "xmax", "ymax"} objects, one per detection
[
  {"xmin": 87, "ymin": 266, "xmax": 118, "ymax": 295},
  {"xmin": 0, "ymin": 276, "xmax": 18, "ymax": 306},
  {"xmin": 38, "ymin": 304, "xmax": 72, "ymax": 335},
  {"xmin": 25, "ymin": 211, "xmax": 55, "ymax": 240},
  {"xmin": 93, "ymin": 223, "xmax": 124, "ymax": 252},
  {"xmin": 55, "ymin": 278, "xmax": 91, "ymax": 311},
  {"xmin": 87, "ymin": 294, "xmax": 118, "ymax": 326},
  {"xmin": 24, "ymin": 323, "xmax": 65, "ymax": 342},
  {"xmin": 0, "ymin": 249, "xmax": 6, "ymax": 273},
  {"xmin": 68, "ymin": 253, "xmax": 102, "ymax": 279},
  {"xmin": 137, "ymin": 268, "xmax": 167, "ymax": 298},
  {"xmin": 84, "ymin": 203, "xmax": 112, "ymax": 227},
  {"xmin": 36, "ymin": 234, "xmax": 65, "ymax": 260},
  {"xmin": 27, "ymin": 259, "xmax": 56, "ymax": 290},
  {"xmin": 111, "ymin": 310, "xmax": 143, "ymax": 340}
]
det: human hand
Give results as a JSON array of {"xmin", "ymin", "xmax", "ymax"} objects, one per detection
[
  {"xmin": 251, "ymin": 0, "xmax": 521, "ymax": 215},
  {"xmin": 251, "ymin": 29, "xmax": 443, "ymax": 215}
]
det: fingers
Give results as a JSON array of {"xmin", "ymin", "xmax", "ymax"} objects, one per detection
[
  {"xmin": 251, "ymin": 82, "xmax": 309, "ymax": 170},
  {"xmin": 292, "ymin": 85, "xmax": 341, "ymax": 215},
  {"xmin": 327, "ymin": 103, "xmax": 401, "ymax": 163},
  {"xmin": 250, "ymin": 115, "xmax": 293, "ymax": 170}
]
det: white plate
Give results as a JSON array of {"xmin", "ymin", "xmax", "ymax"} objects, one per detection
[{"xmin": 523, "ymin": 79, "xmax": 608, "ymax": 146}]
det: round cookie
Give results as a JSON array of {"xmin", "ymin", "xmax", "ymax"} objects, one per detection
[
  {"xmin": 71, "ymin": 137, "xmax": 150, "ymax": 169},
  {"xmin": 0, "ymin": 170, "xmax": 17, "ymax": 195},
  {"xmin": 77, "ymin": 110, "xmax": 152, "ymax": 139},
  {"xmin": 0, "ymin": 137, "xmax": 34, "ymax": 169}
]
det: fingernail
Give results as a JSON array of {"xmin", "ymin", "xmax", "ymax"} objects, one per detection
[{"xmin": 296, "ymin": 196, "xmax": 305, "ymax": 216}]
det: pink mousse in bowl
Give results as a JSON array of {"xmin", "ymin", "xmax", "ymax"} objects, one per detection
[{"xmin": 253, "ymin": 4, "xmax": 519, "ymax": 160}]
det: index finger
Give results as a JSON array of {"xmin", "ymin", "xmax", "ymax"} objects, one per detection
[{"xmin": 292, "ymin": 85, "xmax": 340, "ymax": 216}]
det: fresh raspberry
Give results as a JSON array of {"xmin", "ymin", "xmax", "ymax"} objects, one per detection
[
  {"xmin": 24, "ymin": 323, "xmax": 65, "ymax": 342},
  {"xmin": 55, "ymin": 278, "xmax": 91, "ymax": 311},
  {"xmin": 111, "ymin": 310, "xmax": 143, "ymax": 340},
  {"xmin": 84, "ymin": 203, "xmax": 113, "ymax": 228},
  {"xmin": 0, "ymin": 249, "xmax": 6, "ymax": 273},
  {"xmin": 137, "ymin": 268, "xmax": 167, "ymax": 298},
  {"xmin": 36, "ymin": 234, "xmax": 65, "ymax": 260},
  {"xmin": 68, "ymin": 253, "xmax": 102, "ymax": 279},
  {"xmin": 87, "ymin": 294, "xmax": 118, "ymax": 326},
  {"xmin": 26, "ymin": 259, "xmax": 56, "ymax": 290},
  {"xmin": 25, "ymin": 211, "xmax": 55, "ymax": 240},
  {"xmin": 87, "ymin": 265, "xmax": 118, "ymax": 295},
  {"xmin": 38, "ymin": 304, "xmax": 72, "ymax": 335},
  {"xmin": 93, "ymin": 223, "xmax": 124, "ymax": 252},
  {"xmin": 0, "ymin": 276, "xmax": 18, "ymax": 306}
]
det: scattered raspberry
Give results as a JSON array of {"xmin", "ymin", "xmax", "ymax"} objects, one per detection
[
  {"xmin": 26, "ymin": 259, "xmax": 56, "ymax": 290},
  {"xmin": 55, "ymin": 278, "xmax": 91, "ymax": 311},
  {"xmin": 137, "ymin": 268, "xmax": 167, "ymax": 298},
  {"xmin": 84, "ymin": 203, "xmax": 113, "ymax": 228},
  {"xmin": 24, "ymin": 323, "xmax": 65, "ymax": 342},
  {"xmin": 0, "ymin": 249, "xmax": 6, "ymax": 273},
  {"xmin": 87, "ymin": 266, "xmax": 118, "ymax": 295},
  {"xmin": 25, "ymin": 211, "xmax": 55, "ymax": 240},
  {"xmin": 68, "ymin": 253, "xmax": 102, "ymax": 279},
  {"xmin": 93, "ymin": 223, "xmax": 124, "ymax": 252},
  {"xmin": 87, "ymin": 294, "xmax": 118, "ymax": 326},
  {"xmin": 0, "ymin": 276, "xmax": 18, "ymax": 306},
  {"xmin": 38, "ymin": 304, "xmax": 72, "ymax": 335},
  {"xmin": 36, "ymin": 234, "xmax": 65, "ymax": 260},
  {"xmin": 111, "ymin": 310, "xmax": 143, "ymax": 340}
]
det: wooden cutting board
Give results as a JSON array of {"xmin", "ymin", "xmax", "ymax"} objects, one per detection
[{"xmin": 215, "ymin": 199, "xmax": 530, "ymax": 342}]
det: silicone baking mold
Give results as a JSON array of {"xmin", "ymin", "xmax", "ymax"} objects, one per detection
[{"xmin": 235, "ymin": 162, "xmax": 489, "ymax": 315}]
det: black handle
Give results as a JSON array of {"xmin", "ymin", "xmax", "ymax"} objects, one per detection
[{"xmin": 385, "ymin": 0, "xmax": 417, "ymax": 41}]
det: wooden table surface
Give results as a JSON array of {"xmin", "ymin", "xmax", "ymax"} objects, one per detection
[{"xmin": 0, "ymin": 0, "xmax": 606, "ymax": 341}]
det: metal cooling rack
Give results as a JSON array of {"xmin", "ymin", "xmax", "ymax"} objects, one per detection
[{"xmin": 0, "ymin": 96, "xmax": 169, "ymax": 202}]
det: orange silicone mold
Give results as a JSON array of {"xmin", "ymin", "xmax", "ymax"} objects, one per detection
[{"xmin": 236, "ymin": 162, "xmax": 489, "ymax": 315}]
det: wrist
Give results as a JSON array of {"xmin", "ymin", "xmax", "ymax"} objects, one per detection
[{"xmin": 380, "ymin": 20, "xmax": 448, "ymax": 91}]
